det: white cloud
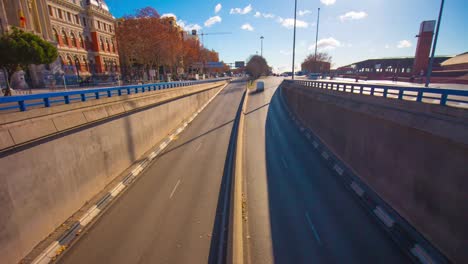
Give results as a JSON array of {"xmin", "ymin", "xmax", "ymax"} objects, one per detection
[
  {"xmin": 230, "ymin": 4, "xmax": 253, "ymax": 15},
  {"xmin": 277, "ymin": 17, "xmax": 309, "ymax": 29},
  {"xmin": 215, "ymin": 3, "xmax": 222, "ymax": 14},
  {"xmin": 397, "ymin": 40, "xmax": 412, "ymax": 48},
  {"xmin": 254, "ymin": 11, "xmax": 275, "ymax": 19},
  {"xmin": 177, "ymin": 20, "xmax": 202, "ymax": 31},
  {"xmin": 309, "ymin": 37, "xmax": 341, "ymax": 51},
  {"xmin": 339, "ymin": 11, "xmax": 368, "ymax": 21},
  {"xmin": 298, "ymin": 10, "xmax": 312, "ymax": 16},
  {"xmin": 204, "ymin": 16, "xmax": 222, "ymax": 27},
  {"xmin": 161, "ymin": 13, "xmax": 177, "ymax": 19},
  {"xmin": 280, "ymin": 50, "xmax": 292, "ymax": 56},
  {"xmin": 321, "ymin": 0, "xmax": 336, "ymax": 5},
  {"xmin": 241, "ymin": 23, "xmax": 254, "ymax": 31},
  {"xmin": 385, "ymin": 44, "xmax": 390, "ymax": 49}
]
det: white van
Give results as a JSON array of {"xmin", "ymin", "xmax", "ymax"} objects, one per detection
[{"xmin": 256, "ymin": 81, "xmax": 265, "ymax": 92}]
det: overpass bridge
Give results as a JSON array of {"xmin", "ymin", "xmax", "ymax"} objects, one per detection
[{"xmin": 0, "ymin": 78, "xmax": 466, "ymax": 264}]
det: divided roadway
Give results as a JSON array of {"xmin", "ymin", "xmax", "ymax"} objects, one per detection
[{"xmin": 58, "ymin": 76, "xmax": 411, "ymax": 264}]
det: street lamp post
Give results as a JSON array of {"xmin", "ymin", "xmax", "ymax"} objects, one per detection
[
  {"xmin": 292, "ymin": 0, "xmax": 298, "ymax": 80},
  {"xmin": 260, "ymin": 36, "xmax": 264, "ymax": 57},
  {"xmin": 314, "ymin": 8, "xmax": 320, "ymax": 61},
  {"xmin": 425, "ymin": 0, "xmax": 445, "ymax": 87}
]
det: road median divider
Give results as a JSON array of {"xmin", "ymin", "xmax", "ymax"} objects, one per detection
[{"xmin": 232, "ymin": 86, "xmax": 249, "ymax": 264}]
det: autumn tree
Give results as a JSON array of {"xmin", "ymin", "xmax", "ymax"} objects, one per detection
[
  {"xmin": 301, "ymin": 52, "xmax": 332, "ymax": 73},
  {"xmin": 246, "ymin": 55, "xmax": 270, "ymax": 79},
  {"xmin": 116, "ymin": 6, "xmax": 224, "ymax": 82}
]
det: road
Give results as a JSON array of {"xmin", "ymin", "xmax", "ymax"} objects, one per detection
[
  {"xmin": 58, "ymin": 80, "xmax": 245, "ymax": 264},
  {"xmin": 243, "ymin": 77, "xmax": 410, "ymax": 263}
]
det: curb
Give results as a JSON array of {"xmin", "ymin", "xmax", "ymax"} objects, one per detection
[
  {"xmin": 277, "ymin": 84, "xmax": 450, "ymax": 264},
  {"xmin": 232, "ymin": 87, "xmax": 249, "ymax": 264},
  {"xmin": 29, "ymin": 83, "xmax": 229, "ymax": 264}
]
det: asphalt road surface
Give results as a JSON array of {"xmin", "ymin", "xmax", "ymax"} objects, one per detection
[
  {"xmin": 243, "ymin": 77, "xmax": 410, "ymax": 263},
  {"xmin": 58, "ymin": 80, "xmax": 245, "ymax": 264}
]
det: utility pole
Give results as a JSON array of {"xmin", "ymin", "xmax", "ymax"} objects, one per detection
[
  {"xmin": 314, "ymin": 8, "xmax": 320, "ymax": 61},
  {"xmin": 260, "ymin": 36, "xmax": 264, "ymax": 57},
  {"xmin": 292, "ymin": 0, "xmax": 298, "ymax": 80},
  {"xmin": 425, "ymin": 0, "xmax": 445, "ymax": 87}
]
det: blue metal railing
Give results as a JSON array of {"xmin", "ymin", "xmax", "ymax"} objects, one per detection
[
  {"xmin": 0, "ymin": 78, "xmax": 230, "ymax": 112},
  {"xmin": 285, "ymin": 80, "xmax": 468, "ymax": 108}
]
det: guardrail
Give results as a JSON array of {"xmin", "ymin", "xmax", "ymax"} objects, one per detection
[
  {"xmin": 0, "ymin": 78, "xmax": 230, "ymax": 112},
  {"xmin": 285, "ymin": 80, "xmax": 468, "ymax": 108}
]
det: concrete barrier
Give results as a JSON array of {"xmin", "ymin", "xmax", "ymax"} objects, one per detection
[
  {"xmin": 0, "ymin": 81, "xmax": 226, "ymax": 264},
  {"xmin": 282, "ymin": 82, "xmax": 468, "ymax": 263}
]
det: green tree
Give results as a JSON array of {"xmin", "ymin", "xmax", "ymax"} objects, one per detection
[{"xmin": 0, "ymin": 27, "xmax": 58, "ymax": 93}]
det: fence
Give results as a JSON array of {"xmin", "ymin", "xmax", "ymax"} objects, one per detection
[
  {"xmin": 285, "ymin": 80, "xmax": 468, "ymax": 108},
  {"xmin": 0, "ymin": 78, "xmax": 230, "ymax": 112}
]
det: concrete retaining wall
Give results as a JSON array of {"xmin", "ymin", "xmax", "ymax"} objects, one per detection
[
  {"xmin": 282, "ymin": 82, "xmax": 468, "ymax": 263},
  {"xmin": 0, "ymin": 81, "xmax": 226, "ymax": 264}
]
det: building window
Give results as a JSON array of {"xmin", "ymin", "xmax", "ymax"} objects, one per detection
[
  {"xmin": 79, "ymin": 34, "xmax": 84, "ymax": 49},
  {"xmin": 109, "ymin": 25, "xmax": 113, "ymax": 33},
  {"xmin": 82, "ymin": 17, "xmax": 87, "ymax": 26},
  {"xmin": 58, "ymin": 9, "xmax": 63, "ymax": 19},
  {"xmin": 100, "ymin": 37, "xmax": 105, "ymax": 51},
  {"xmin": 48, "ymin": 5, "xmax": 53, "ymax": 17},
  {"xmin": 97, "ymin": 21, "xmax": 101, "ymax": 30},
  {"xmin": 61, "ymin": 30, "xmax": 68, "ymax": 45},
  {"xmin": 70, "ymin": 33, "xmax": 77, "ymax": 47},
  {"xmin": 75, "ymin": 57, "xmax": 81, "ymax": 71},
  {"xmin": 111, "ymin": 40, "xmax": 116, "ymax": 53},
  {"xmin": 75, "ymin": 15, "xmax": 80, "ymax": 25},
  {"xmin": 66, "ymin": 56, "xmax": 73, "ymax": 66},
  {"xmin": 53, "ymin": 29, "xmax": 59, "ymax": 43},
  {"xmin": 67, "ymin": 12, "xmax": 72, "ymax": 22},
  {"xmin": 106, "ymin": 39, "xmax": 110, "ymax": 51}
]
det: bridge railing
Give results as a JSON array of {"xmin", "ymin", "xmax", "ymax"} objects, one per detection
[
  {"xmin": 285, "ymin": 80, "xmax": 468, "ymax": 108},
  {"xmin": 0, "ymin": 78, "xmax": 230, "ymax": 112}
]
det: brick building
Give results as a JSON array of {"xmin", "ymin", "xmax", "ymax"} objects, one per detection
[
  {"xmin": 47, "ymin": 0, "xmax": 119, "ymax": 82},
  {"xmin": 0, "ymin": 0, "xmax": 119, "ymax": 87}
]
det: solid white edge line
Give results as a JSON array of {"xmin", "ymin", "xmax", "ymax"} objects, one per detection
[
  {"xmin": 373, "ymin": 206, "xmax": 395, "ymax": 228},
  {"xmin": 411, "ymin": 244, "xmax": 436, "ymax": 264},
  {"xmin": 31, "ymin": 241, "xmax": 61, "ymax": 264}
]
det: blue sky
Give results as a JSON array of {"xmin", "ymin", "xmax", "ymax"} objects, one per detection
[{"xmin": 106, "ymin": 0, "xmax": 468, "ymax": 72}]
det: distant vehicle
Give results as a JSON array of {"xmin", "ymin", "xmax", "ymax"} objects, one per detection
[
  {"xmin": 256, "ymin": 81, "xmax": 265, "ymax": 92},
  {"xmin": 308, "ymin": 73, "xmax": 321, "ymax": 80}
]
